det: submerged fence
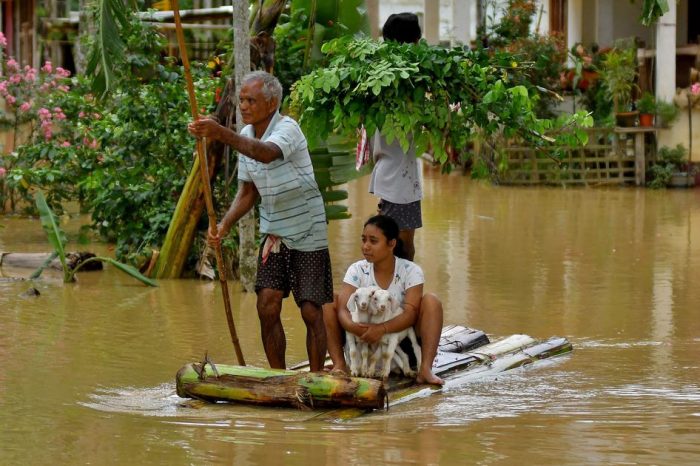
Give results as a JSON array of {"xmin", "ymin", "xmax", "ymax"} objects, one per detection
[{"xmin": 497, "ymin": 127, "xmax": 657, "ymax": 186}]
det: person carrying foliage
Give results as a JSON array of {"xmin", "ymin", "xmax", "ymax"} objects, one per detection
[
  {"xmin": 188, "ymin": 71, "xmax": 332, "ymax": 372},
  {"xmin": 323, "ymin": 214, "xmax": 445, "ymax": 386},
  {"xmin": 368, "ymin": 12, "xmax": 424, "ymax": 261}
]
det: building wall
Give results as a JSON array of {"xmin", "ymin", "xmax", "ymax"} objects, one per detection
[{"xmin": 659, "ymin": 108, "xmax": 700, "ymax": 163}]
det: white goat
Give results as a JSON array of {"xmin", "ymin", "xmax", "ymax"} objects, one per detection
[
  {"xmin": 345, "ymin": 286, "xmax": 379, "ymax": 377},
  {"xmin": 367, "ymin": 289, "xmax": 422, "ymax": 379}
]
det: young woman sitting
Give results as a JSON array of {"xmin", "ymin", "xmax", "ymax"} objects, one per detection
[{"xmin": 323, "ymin": 214, "xmax": 445, "ymax": 385}]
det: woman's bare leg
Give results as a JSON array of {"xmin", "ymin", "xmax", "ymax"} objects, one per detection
[
  {"xmin": 322, "ymin": 293, "xmax": 348, "ymax": 373},
  {"xmin": 414, "ymin": 292, "xmax": 444, "ymax": 385}
]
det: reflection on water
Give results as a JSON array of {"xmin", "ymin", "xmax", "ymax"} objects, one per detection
[{"xmin": 2, "ymin": 166, "xmax": 700, "ymax": 464}]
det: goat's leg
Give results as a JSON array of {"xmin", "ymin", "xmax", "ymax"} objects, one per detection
[
  {"xmin": 406, "ymin": 328, "xmax": 422, "ymax": 369},
  {"xmin": 346, "ymin": 333, "xmax": 361, "ymax": 376},
  {"xmin": 380, "ymin": 335, "xmax": 402, "ymax": 380}
]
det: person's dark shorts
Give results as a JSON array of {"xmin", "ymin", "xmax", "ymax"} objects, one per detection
[
  {"xmin": 378, "ymin": 199, "xmax": 422, "ymax": 230},
  {"xmin": 255, "ymin": 239, "xmax": 333, "ymax": 308}
]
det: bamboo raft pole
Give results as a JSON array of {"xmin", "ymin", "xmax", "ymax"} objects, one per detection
[{"xmin": 171, "ymin": 0, "xmax": 245, "ymax": 366}]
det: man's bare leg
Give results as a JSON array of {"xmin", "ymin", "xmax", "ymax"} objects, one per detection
[
  {"xmin": 415, "ymin": 292, "xmax": 444, "ymax": 385},
  {"xmin": 301, "ymin": 301, "xmax": 327, "ymax": 372},
  {"xmin": 257, "ymin": 288, "xmax": 286, "ymax": 369},
  {"xmin": 322, "ymin": 294, "xmax": 348, "ymax": 373}
]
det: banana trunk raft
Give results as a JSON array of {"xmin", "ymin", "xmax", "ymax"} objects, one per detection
[
  {"xmin": 175, "ymin": 325, "xmax": 572, "ymax": 411},
  {"xmin": 176, "ymin": 363, "xmax": 387, "ymax": 410}
]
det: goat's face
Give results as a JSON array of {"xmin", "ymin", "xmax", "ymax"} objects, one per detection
[
  {"xmin": 354, "ymin": 287, "xmax": 376, "ymax": 312},
  {"xmin": 370, "ymin": 289, "xmax": 393, "ymax": 317}
]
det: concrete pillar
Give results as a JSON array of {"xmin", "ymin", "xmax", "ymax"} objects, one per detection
[
  {"xmin": 655, "ymin": 1, "xmax": 676, "ymax": 102},
  {"xmin": 595, "ymin": 0, "xmax": 614, "ymax": 47},
  {"xmin": 452, "ymin": 0, "xmax": 471, "ymax": 46},
  {"xmin": 424, "ymin": 0, "xmax": 440, "ymax": 44},
  {"xmin": 567, "ymin": 0, "xmax": 583, "ymax": 66}
]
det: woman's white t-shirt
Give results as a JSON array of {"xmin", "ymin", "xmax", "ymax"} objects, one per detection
[{"xmin": 343, "ymin": 257, "xmax": 424, "ymax": 306}]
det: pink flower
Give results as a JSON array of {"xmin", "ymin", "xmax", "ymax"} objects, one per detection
[
  {"xmin": 83, "ymin": 137, "xmax": 99, "ymax": 149},
  {"xmin": 691, "ymin": 83, "xmax": 700, "ymax": 96},
  {"xmin": 38, "ymin": 108, "xmax": 52, "ymax": 120},
  {"xmin": 61, "ymin": 141, "xmax": 71, "ymax": 147},
  {"xmin": 42, "ymin": 61, "xmax": 52, "ymax": 73},
  {"xmin": 56, "ymin": 67, "xmax": 71, "ymax": 78},
  {"xmin": 6, "ymin": 58, "xmax": 18, "ymax": 71},
  {"xmin": 0, "ymin": 167, "xmax": 6, "ymax": 178},
  {"xmin": 20, "ymin": 102, "xmax": 31, "ymax": 112},
  {"xmin": 5, "ymin": 95, "xmax": 16, "ymax": 105},
  {"xmin": 78, "ymin": 111, "xmax": 86, "ymax": 118},
  {"xmin": 0, "ymin": 32, "xmax": 7, "ymax": 48},
  {"xmin": 10, "ymin": 74, "xmax": 22, "ymax": 84}
]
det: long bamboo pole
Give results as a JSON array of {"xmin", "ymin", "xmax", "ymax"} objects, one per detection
[{"xmin": 171, "ymin": 0, "xmax": 245, "ymax": 366}]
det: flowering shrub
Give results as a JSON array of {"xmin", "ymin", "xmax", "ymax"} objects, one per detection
[
  {"xmin": 477, "ymin": 0, "xmax": 567, "ymax": 118},
  {"xmin": 2, "ymin": 17, "xmax": 217, "ymax": 264}
]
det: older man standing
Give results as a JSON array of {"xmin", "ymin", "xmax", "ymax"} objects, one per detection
[{"xmin": 188, "ymin": 71, "xmax": 332, "ymax": 372}]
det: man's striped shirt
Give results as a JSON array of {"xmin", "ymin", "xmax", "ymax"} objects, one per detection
[{"xmin": 238, "ymin": 111, "xmax": 328, "ymax": 252}]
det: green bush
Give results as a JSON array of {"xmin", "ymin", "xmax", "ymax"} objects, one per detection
[
  {"xmin": 648, "ymin": 144, "xmax": 687, "ymax": 188},
  {"xmin": 7, "ymin": 14, "xmax": 217, "ymax": 263}
]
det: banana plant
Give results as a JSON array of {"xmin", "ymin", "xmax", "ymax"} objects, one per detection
[
  {"xmin": 86, "ymin": 0, "xmax": 138, "ymax": 95},
  {"xmin": 33, "ymin": 191, "xmax": 157, "ymax": 286}
]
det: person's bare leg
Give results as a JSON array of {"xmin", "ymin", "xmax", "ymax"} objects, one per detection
[
  {"xmin": 414, "ymin": 292, "xmax": 444, "ymax": 385},
  {"xmin": 399, "ymin": 229, "xmax": 416, "ymax": 261},
  {"xmin": 257, "ymin": 288, "xmax": 286, "ymax": 369},
  {"xmin": 322, "ymin": 293, "xmax": 348, "ymax": 373},
  {"xmin": 301, "ymin": 300, "xmax": 327, "ymax": 372}
]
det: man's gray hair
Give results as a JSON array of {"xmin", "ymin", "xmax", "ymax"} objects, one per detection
[{"xmin": 242, "ymin": 71, "xmax": 283, "ymax": 107}]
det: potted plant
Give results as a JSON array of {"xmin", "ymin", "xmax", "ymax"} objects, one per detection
[
  {"xmin": 656, "ymin": 99, "xmax": 680, "ymax": 128},
  {"xmin": 636, "ymin": 92, "xmax": 655, "ymax": 127},
  {"xmin": 648, "ymin": 144, "xmax": 696, "ymax": 188},
  {"xmin": 600, "ymin": 39, "xmax": 639, "ymax": 126}
]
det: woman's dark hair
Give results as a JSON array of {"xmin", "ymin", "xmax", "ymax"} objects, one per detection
[
  {"xmin": 364, "ymin": 214, "xmax": 408, "ymax": 259},
  {"xmin": 382, "ymin": 13, "xmax": 422, "ymax": 44}
]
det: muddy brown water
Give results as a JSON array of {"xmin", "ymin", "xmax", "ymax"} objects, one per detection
[{"xmin": 2, "ymin": 166, "xmax": 700, "ymax": 465}]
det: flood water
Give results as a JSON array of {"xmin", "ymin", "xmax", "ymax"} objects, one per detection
[{"xmin": 2, "ymin": 165, "xmax": 700, "ymax": 465}]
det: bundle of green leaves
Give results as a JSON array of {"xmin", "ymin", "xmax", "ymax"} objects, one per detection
[{"xmin": 291, "ymin": 37, "xmax": 592, "ymax": 173}]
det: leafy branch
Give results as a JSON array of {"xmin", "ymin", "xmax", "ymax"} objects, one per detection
[{"xmin": 291, "ymin": 37, "xmax": 592, "ymax": 171}]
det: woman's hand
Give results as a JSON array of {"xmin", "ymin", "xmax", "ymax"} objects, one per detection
[{"xmin": 359, "ymin": 324, "xmax": 386, "ymax": 345}]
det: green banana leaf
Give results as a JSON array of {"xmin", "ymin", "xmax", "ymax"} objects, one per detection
[
  {"xmin": 34, "ymin": 191, "xmax": 71, "ymax": 282},
  {"xmin": 324, "ymin": 204, "xmax": 351, "ymax": 220},
  {"xmin": 320, "ymin": 189, "xmax": 348, "ymax": 203},
  {"xmin": 68, "ymin": 257, "xmax": 158, "ymax": 287},
  {"xmin": 86, "ymin": 0, "xmax": 132, "ymax": 96},
  {"xmin": 29, "ymin": 252, "xmax": 59, "ymax": 280}
]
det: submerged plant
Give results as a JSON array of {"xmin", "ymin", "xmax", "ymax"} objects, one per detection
[{"xmin": 33, "ymin": 191, "xmax": 157, "ymax": 286}]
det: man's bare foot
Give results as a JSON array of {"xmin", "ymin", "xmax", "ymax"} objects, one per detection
[
  {"xmin": 416, "ymin": 369, "xmax": 444, "ymax": 386},
  {"xmin": 329, "ymin": 363, "xmax": 349, "ymax": 375}
]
